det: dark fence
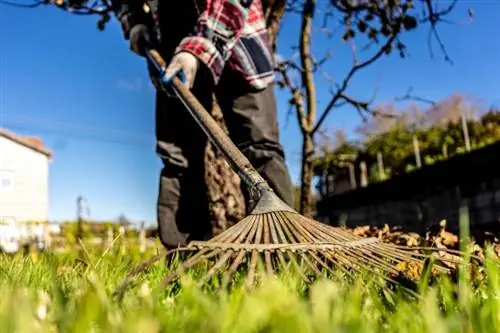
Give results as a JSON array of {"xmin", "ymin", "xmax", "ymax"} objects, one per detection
[{"xmin": 316, "ymin": 140, "xmax": 500, "ymax": 234}]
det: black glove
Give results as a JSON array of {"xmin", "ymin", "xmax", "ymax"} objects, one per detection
[{"xmin": 129, "ymin": 24, "xmax": 155, "ymax": 56}]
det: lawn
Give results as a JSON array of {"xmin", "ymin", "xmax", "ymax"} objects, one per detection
[{"xmin": 0, "ymin": 240, "xmax": 499, "ymax": 333}]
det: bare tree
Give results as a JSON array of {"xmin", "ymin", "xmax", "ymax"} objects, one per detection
[{"xmin": 275, "ymin": 0, "xmax": 469, "ymax": 216}]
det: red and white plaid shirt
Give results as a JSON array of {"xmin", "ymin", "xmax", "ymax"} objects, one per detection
[{"xmin": 114, "ymin": 0, "xmax": 275, "ymax": 90}]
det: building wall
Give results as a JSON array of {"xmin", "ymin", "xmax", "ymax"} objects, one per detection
[{"xmin": 0, "ymin": 136, "xmax": 50, "ymax": 222}]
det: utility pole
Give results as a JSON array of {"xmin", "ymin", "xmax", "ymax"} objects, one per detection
[
  {"xmin": 377, "ymin": 151, "xmax": 386, "ymax": 180},
  {"xmin": 76, "ymin": 195, "xmax": 90, "ymax": 243},
  {"xmin": 412, "ymin": 134, "xmax": 422, "ymax": 168},
  {"xmin": 76, "ymin": 195, "xmax": 83, "ymax": 242},
  {"xmin": 461, "ymin": 107, "xmax": 471, "ymax": 152},
  {"xmin": 139, "ymin": 221, "xmax": 146, "ymax": 253},
  {"xmin": 348, "ymin": 163, "xmax": 357, "ymax": 190}
]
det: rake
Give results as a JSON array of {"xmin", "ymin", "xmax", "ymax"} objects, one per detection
[{"xmin": 114, "ymin": 49, "xmax": 482, "ymax": 298}]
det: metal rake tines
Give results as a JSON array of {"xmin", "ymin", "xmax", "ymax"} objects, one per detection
[
  {"xmin": 156, "ymin": 211, "xmax": 474, "ymax": 292},
  {"xmin": 113, "ymin": 211, "xmax": 486, "ymax": 300},
  {"xmin": 187, "ymin": 238, "xmax": 381, "ymax": 251}
]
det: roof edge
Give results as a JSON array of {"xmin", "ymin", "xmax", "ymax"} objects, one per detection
[{"xmin": 0, "ymin": 129, "xmax": 53, "ymax": 158}]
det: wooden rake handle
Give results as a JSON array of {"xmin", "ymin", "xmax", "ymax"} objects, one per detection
[{"xmin": 145, "ymin": 49, "xmax": 269, "ymax": 191}]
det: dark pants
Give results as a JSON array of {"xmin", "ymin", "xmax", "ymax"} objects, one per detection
[{"xmin": 154, "ymin": 67, "xmax": 294, "ymax": 249}]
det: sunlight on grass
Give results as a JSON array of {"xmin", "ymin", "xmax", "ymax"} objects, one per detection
[{"xmin": 0, "ymin": 243, "xmax": 499, "ymax": 333}]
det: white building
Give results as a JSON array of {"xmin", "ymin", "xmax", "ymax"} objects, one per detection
[{"xmin": 0, "ymin": 128, "xmax": 52, "ymax": 223}]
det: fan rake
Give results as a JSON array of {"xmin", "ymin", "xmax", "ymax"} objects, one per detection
[{"xmin": 113, "ymin": 49, "xmax": 483, "ymax": 299}]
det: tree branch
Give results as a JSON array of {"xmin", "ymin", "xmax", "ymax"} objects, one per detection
[
  {"xmin": 312, "ymin": 35, "xmax": 397, "ymax": 134},
  {"xmin": 395, "ymin": 87, "xmax": 437, "ymax": 106},
  {"xmin": 276, "ymin": 61, "xmax": 308, "ymax": 131},
  {"xmin": 422, "ymin": 0, "xmax": 458, "ymax": 64},
  {"xmin": 299, "ymin": 0, "xmax": 317, "ymax": 133},
  {"xmin": 0, "ymin": 0, "xmax": 112, "ymax": 19}
]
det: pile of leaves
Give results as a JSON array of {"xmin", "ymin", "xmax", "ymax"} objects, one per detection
[
  {"xmin": 351, "ymin": 220, "xmax": 499, "ymax": 252},
  {"xmin": 346, "ymin": 220, "xmax": 500, "ymax": 282}
]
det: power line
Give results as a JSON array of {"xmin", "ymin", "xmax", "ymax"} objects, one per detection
[
  {"xmin": 4, "ymin": 115, "xmax": 152, "ymax": 139},
  {"xmin": 0, "ymin": 115, "xmax": 304, "ymax": 168},
  {"xmin": 1, "ymin": 115, "xmax": 155, "ymax": 146}
]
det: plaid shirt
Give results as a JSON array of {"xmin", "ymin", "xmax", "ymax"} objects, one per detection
[{"xmin": 113, "ymin": 0, "xmax": 275, "ymax": 90}]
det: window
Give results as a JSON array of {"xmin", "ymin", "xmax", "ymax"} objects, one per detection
[{"xmin": 0, "ymin": 170, "xmax": 14, "ymax": 191}]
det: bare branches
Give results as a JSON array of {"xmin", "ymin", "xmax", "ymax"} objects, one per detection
[
  {"xmin": 275, "ymin": 61, "xmax": 308, "ymax": 131},
  {"xmin": 395, "ymin": 87, "xmax": 436, "ymax": 106},
  {"xmin": 312, "ymin": 34, "xmax": 397, "ymax": 134},
  {"xmin": 0, "ymin": 0, "xmax": 108, "ymax": 13},
  {"xmin": 301, "ymin": 0, "xmax": 463, "ymax": 135},
  {"xmin": 0, "ymin": 0, "xmax": 113, "ymax": 28},
  {"xmin": 274, "ymin": 0, "xmax": 461, "ymax": 142},
  {"xmin": 340, "ymin": 93, "xmax": 389, "ymax": 123},
  {"xmin": 421, "ymin": 0, "xmax": 458, "ymax": 64}
]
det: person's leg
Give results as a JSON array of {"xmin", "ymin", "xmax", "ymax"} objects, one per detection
[
  {"xmin": 154, "ymin": 83, "xmax": 213, "ymax": 249},
  {"xmin": 216, "ymin": 74, "xmax": 295, "ymax": 211}
]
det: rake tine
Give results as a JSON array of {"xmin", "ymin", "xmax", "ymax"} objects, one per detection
[
  {"xmin": 306, "ymin": 250, "xmax": 341, "ymax": 277},
  {"xmin": 223, "ymin": 216, "xmax": 262, "ymax": 287},
  {"xmin": 275, "ymin": 216, "xmax": 325, "ymax": 278},
  {"xmin": 281, "ymin": 213, "xmax": 384, "ymax": 278},
  {"xmin": 210, "ymin": 215, "xmax": 256, "ymax": 243},
  {"xmin": 283, "ymin": 214, "xmax": 401, "ymax": 276},
  {"xmin": 113, "ymin": 247, "xmax": 188, "ymax": 300},
  {"xmin": 320, "ymin": 249, "xmax": 422, "ymax": 299},
  {"xmin": 267, "ymin": 214, "xmax": 310, "ymax": 283},
  {"xmin": 266, "ymin": 215, "xmax": 291, "ymax": 270},
  {"xmin": 161, "ymin": 214, "xmax": 261, "ymax": 287},
  {"xmin": 269, "ymin": 213, "xmax": 312, "ymax": 282},
  {"xmin": 319, "ymin": 251, "xmax": 361, "ymax": 281},
  {"xmin": 300, "ymin": 251, "xmax": 325, "ymax": 277},
  {"xmin": 295, "ymin": 217, "xmax": 440, "ymax": 278},
  {"xmin": 203, "ymin": 215, "xmax": 262, "ymax": 288},
  {"xmin": 253, "ymin": 217, "xmax": 264, "ymax": 244},
  {"xmin": 393, "ymin": 245, "xmax": 484, "ymax": 262},
  {"xmin": 160, "ymin": 249, "xmax": 223, "ymax": 288},
  {"xmin": 370, "ymin": 244, "xmax": 456, "ymax": 274},
  {"xmin": 246, "ymin": 250, "xmax": 260, "ymax": 288},
  {"xmin": 221, "ymin": 250, "xmax": 247, "ymax": 289},
  {"xmin": 306, "ymin": 231, "xmax": 414, "ymax": 280},
  {"xmin": 262, "ymin": 215, "xmax": 274, "ymax": 276},
  {"xmin": 328, "ymin": 247, "xmax": 398, "ymax": 277},
  {"xmin": 198, "ymin": 250, "xmax": 234, "ymax": 288},
  {"xmin": 347, "ymin": 246, "xmax": 404, "ymax": 275},
  {"xmin": 245, "ymin": 218, "xmax": 266, "ymax": 287}
]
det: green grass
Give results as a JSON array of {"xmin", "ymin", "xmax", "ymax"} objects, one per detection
[{"xmin": 0, "ymin": 243, "xmax": 500, "ymax": 333}]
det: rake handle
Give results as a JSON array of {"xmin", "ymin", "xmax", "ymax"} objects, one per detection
[{"xmin": 146, "ymin": 49, "xmax": 269, "ymax": 193}]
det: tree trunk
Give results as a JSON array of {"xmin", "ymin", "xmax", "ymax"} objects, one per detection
[
  {"xmin": 265, "ymin": 0, "xmax": 287, "ymax": 53},
  {"xmin": 299, "ymin": 132, "xmax": 314, "ymax": 217},
  {"xmin": 204, "ymin": 0, "xmax": 287, "ymax": 235}
]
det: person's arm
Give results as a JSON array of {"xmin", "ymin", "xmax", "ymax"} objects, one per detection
[
  {"xmin": 110, "ymin": 0, "xmax": 150, "ymax": 40},
  {"xmin": 174, "ymin": 0, "xmax": 256, "ymax": 85}
]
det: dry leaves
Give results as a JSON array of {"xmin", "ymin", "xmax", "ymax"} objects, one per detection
[{"xmin": 346, "ymin": 220, "xmax": 500, "ymax": 281}]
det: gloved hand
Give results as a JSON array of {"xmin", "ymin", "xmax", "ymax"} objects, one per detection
[
  {"xmin": 163, "ymin": 52, "xmax": 199, "ymax": 89},
  {"xmin": 128, "ymin": 24, "xmax": 155, "ymax": 56}
]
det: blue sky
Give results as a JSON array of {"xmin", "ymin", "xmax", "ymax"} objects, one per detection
[{"xmin": 0, "ymin": 1, "xmax": 498, "ymax": 224}]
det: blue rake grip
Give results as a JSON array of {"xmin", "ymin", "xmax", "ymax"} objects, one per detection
[{"xmin": 145, "ymin": 49, "xmax": 187, "ymax": 87}]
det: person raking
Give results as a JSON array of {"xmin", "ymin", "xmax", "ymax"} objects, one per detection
[{"xmin": 110, "ymin": 0, "xmax": 294, "ymax": 249}]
